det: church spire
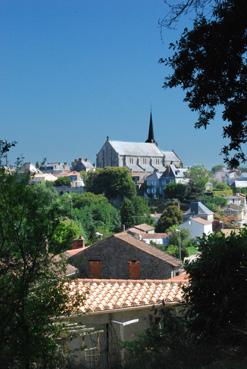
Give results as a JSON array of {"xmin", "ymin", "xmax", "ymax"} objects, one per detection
[{"xmin": 145, "ymin": 111, "xmax": 157, "ymax": 145}]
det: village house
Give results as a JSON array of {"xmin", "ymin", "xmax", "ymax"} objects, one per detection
[
  {"xmin": 127, "ymin": 224, "xmax": 169, "ymax": 246},
  {"xmin": 145, "ymin": 164, "xmax": 189, "ymax": 198},
  {"xmin": 62, "ymin": 276, "xmax": 186, "ymax": 368},
  {"xmin": 39, "ymin": 161, "xmax": 69, "ymax": 174},
  {"xmin": 184, "ymin": 201, "xmax": 214, "ymax": 222},
  {"xmin": 71, "ymin": 157, "xmax": 95, "ymax": 172},
  {"xmin": 180, "ymin": 216, "xmax": 213, "ymax": 239},
  {"xmin": 66, "ymin": 232, "xmax": 181, "ymax": 280}
]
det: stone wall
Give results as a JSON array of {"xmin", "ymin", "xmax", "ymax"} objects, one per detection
[{"xmin": 70, "ymin": 237, "xmax": 178, "ymax": 279}]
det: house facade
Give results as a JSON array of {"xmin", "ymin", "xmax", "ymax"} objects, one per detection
[
  {"xmin": 63, "ymin": 277, "xmax": 185, "ymax": 369},
  {"xmin": 145, "ymin": 164, "xmax": 189, "ymax": 198},
  {"xmin": 180, "ymin": 217, "xmax": 213, "ymax": 238},
  {"xmin": 68, "ymin": 232, "xmax": 181, "ymax": 280},
  {"xmin": 71, "ymin": 158, "xmax": 95, "ymax": 172}
]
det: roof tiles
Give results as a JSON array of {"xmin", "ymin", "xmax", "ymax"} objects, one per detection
[{"xmin": 66, "ymin": 278, "xmax": 185, "ymax": 313}]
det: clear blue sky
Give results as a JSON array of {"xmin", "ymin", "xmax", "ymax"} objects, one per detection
[{"xmin": 0, "ymin": 0, "xmax": 226, "ymax": 168}]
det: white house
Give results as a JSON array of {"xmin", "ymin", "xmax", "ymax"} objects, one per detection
[
  {"xmin": 180, "ymin": 216, "xmax": 213, "ymax": 239},
  {"xmin": 30, "ymin": 173, "xmax": 58, "ymax": 183},
  {"xmin": 184, "ymin": 201, "xmax": 214, "ymax": 222}
]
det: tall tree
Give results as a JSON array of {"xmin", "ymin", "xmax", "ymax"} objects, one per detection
[
  {"xmin": 120, "ymin": 198, "xmax": 136, "ymax": 229},
  {"xmin": 184, "ymin": 228, "xmax": 247, "ymax": 342},
  {"xmin": 162, "ymin": 0, "xmax": 247, "ymax": 167},
  {"xmin": 0, "ymin": 164, "xmax": 72, "ymax": 368}
]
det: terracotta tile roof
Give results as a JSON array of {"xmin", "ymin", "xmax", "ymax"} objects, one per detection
[
  {"xmin": 115, "ymin": 232, "xmax": 181, "ymax": 267},
  {"xmin": 142, "ymin": 233, "xmax": 168, "ymax": 239},
  {"xmin": 66, "ymin": 278, "xmax": 185, "ymax": 313},
  {"xmin": 134, "ymin": 224, "xmax": 155, "ymax": 233},
  {"xmin": 64, "ymin": 247, "xmax": 86, "ymax": 257},
  {"xmin": 166, "ymin": 272, "xmax": 189, "ymax": 282}
]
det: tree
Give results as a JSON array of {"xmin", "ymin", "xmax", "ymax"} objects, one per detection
[
  {"xmin": 199, "ymin": 195, "xmax": 227, "ymax": 212},
  {"xmin": 184, "ymin": 228, "xmax": 247, "ymax": 342},
  {"xmin": 68, "ymin": 192, "xmax": 121, "ymax": 242},
  {"xmin": 84, "ymin": 167, "xmax": 136, "ymax": 202},
  {"xmin": 155, "ymin": 204, "xmax": 183, "ymax": 232},
  {"xmin": 120, "ymin": 198, "xmax": 136, "ymax": 229},
  {"xmin": 162, "ymin": 0, "xmax": 247, "ymax": 167},
  {"xmin": 0, "ymin": 163, "xmax": 72, "ymax": 368},
  {"xmin": 54, "ymin": 176, "xmax": 71, "ymax": 187},
  {"xmin": 132, "ymin": 196, "xmax": 152, "ymax": 225},
  {"xmin": 52, "ymin": 218, "xmax": 83, "ymax": 251},
  {"xmin": 166, "ymin": 225, "xmax": 196, "ymax": 258},
  {"xmin": 164, "ymin": 182, "xmax": 188, "ymax": 202},
  {"xmin": 187, "ymin": 166, "xmax": 209, "ymax": 199}
]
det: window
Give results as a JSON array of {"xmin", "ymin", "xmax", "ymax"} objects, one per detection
[
  {"xmin": 89, "ymin": 261, "xmax": 102, "ymax": 278},
  {"xmin": 128, "ymin": 260, "xmax": 140, "ymax": 279},
  {"xmin": 129, "ymin": 157, "xmax": 134, "ymax": 164},
  {"xmin": 143, "ymin": 158, "xmax": 147, "ymax": 164}
]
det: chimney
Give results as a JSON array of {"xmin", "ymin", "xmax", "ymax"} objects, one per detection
[{"xmin": 71, "ymin": 235, "xmax": 85, "ymax": 249}]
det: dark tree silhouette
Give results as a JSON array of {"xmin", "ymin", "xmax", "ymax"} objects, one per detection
[{"xmin": 161, "ymin": 0, "xmax": 247, "ymax": 167}]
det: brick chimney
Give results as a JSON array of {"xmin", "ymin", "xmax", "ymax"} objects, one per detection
[{"xmin": 71, "ymin": 235, "xmax": 85, "ymax": 249}]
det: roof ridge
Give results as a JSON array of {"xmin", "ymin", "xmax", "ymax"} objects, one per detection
[{"xmin": 114, "ymin": 232, "xmax": 181, "ymax": 267}]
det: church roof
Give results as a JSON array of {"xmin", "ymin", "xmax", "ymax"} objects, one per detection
[
  {"xmin": 162, "ymin": 151, "xmax": 181, "ymax": 163},
  {"xmin": 109, "ymin": 141, "xmax": 163, "ymax": 157}
]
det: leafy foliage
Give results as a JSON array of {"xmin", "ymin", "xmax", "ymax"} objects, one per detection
[
  {"xmin": 0, "ymin": 169, "xmax": 72, "ymax": 368},
  {"xmin": 52, "ymin": 218, "xmax": 83, "ymax": 250},
  {"xmin": 184, "ymin": 228, "xmax": 247, "ymax": 341},
  {"xmin": 84, "ymin": 167, "xmax": 136, "ymax": 201},
  {"xmin": 164, "ymin": 182, "xmax": 188, "ymax": 202},
  {"xmin": 120, "ymin": 198, "xmax": 136, "ymax": 229},
  {"xmin": 156, "ymin": 204, "xmax": 183, "ymax": 232},
  {"xmin": 166, "ymin": 225, "xmax": 196, "ymax": 259},
  {"xmin": 163, "ymin": 0, "xmax": 247, "ymax": 167},
  {"xmin": 54, "ymin": 176, "xmax": 71, "ymax": 187},
  {"xmin": 69, "ymin": 192, "xmax": 121, "ymax": 242},
  {"xmin": 199, "ymin": 195, "xmax": 227, "ymax": 212},
  {"xmin": 187, "ymin": 166, "xmax": 209, "ymax": 199}
]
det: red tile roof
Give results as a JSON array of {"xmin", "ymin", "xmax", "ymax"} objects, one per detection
[
  {"xmin": 166, "ymin": 272, "xmax": 189, "ymax": 282},
  {"xmin": 134, "ymin": 223, "xmax": 155, "ymax": 233},
  {"xmin": 64, "ymin": 247, "xmax": 86, "ymax": 257},
  {"xmin": 66, "ymin": 278, "xmax": 185, "ymax": 313}
]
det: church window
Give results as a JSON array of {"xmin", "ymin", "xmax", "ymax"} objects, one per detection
[
  {"xmin": 143, "ymin": 158, "xmax": 147, "ymax": 164},
  {"xmin": 156, "ymin": 159, "xmax": 159, "ymax": 164},
  {"xmin": 129, "ymin": 157, "xmax": 134, "ymax": 164}
]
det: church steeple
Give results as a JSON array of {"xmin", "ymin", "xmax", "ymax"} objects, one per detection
[{"xmin": 145, "ymin": 111, "xmax": 157, "ymax": 145}]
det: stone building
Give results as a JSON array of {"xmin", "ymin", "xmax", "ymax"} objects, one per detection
[
  {"xmin": 96, "ymin": 113, "xmax": 181, "ymax": 174},
  {"xmin": 67, "ymin": 232, "xmax": 181, "ymax": 280}
]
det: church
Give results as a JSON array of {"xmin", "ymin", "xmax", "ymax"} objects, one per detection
[{"xmin": 96, "ymin": 113, "xmax": 181, "ymax": 174}]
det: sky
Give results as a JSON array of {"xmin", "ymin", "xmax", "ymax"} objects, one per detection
[{"xmin": 0, "ymin": 0, "xmax": 227, "ymax": 168}]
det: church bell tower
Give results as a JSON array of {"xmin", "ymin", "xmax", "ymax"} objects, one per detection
[{"xmin": 145, "ymin": 111, "xmax": 157, "ymax": 145}]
